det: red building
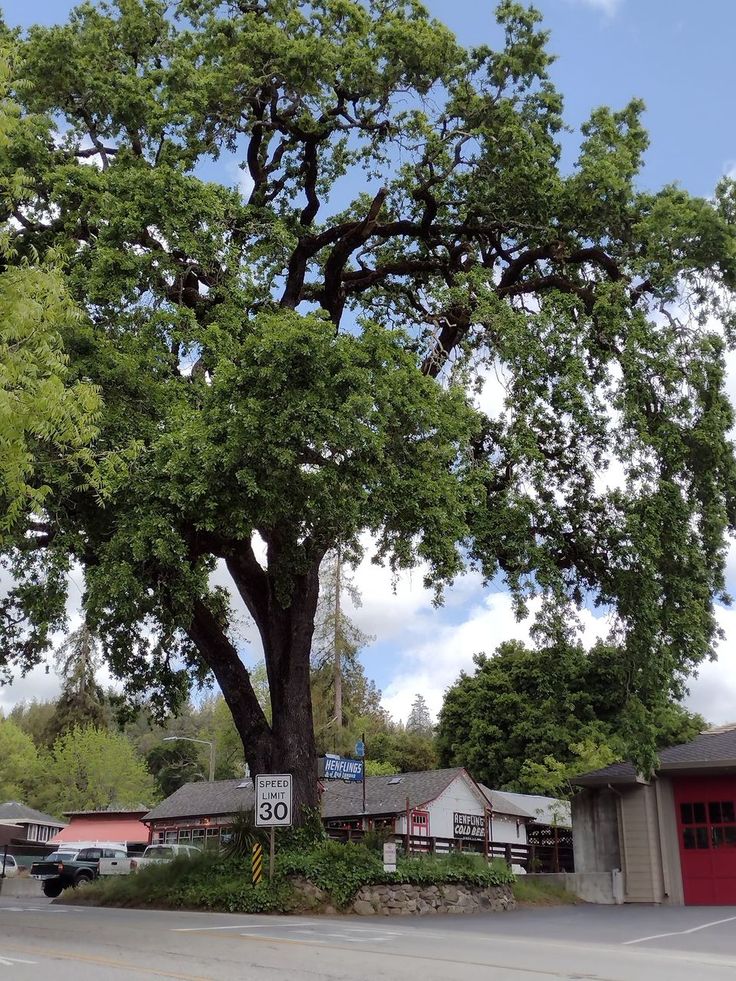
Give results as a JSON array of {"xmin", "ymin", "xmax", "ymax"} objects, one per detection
[{"xmin": 49, "ymin": 809, "xmax": 151, "ymax": 851}]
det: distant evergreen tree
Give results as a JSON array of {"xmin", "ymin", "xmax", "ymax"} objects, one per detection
[
  {"xmin": 406, "ymin": 694, "xmax": 433, "ymax": 736},
  {"xmin": 43, "ymin": 624, "xmax": 109, "ymax": 746}
]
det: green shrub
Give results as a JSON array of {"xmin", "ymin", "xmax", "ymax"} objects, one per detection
[
  {"xmin": 64, "ymin": 839, "xmax": 515, "ymax": 914},
  {"xmin": 277, "ymin": 807, "xmax": 327, "ymax": 852},
  {"xmin": 279, "ymin": 840, "xmax": 384, "ymax": 908},
  {"xmin": 223, "ymin": 809, "xmax": 267, "ymax": 860},
  {"xmin": 361, "ymin": 826, "xmax": 394, "ymax": 853},
  {"xmin": 277, "ymin": 841, "xmax": 514, "ymax": 909}
]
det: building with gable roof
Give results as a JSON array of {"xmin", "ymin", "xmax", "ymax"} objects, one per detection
[
  {"xmin": 142, "ymin": 767, "xmax": 535, "ymax": 851},
  {"xmin": 0, "ymin": 802, "xmax": 66, "ymax": 845},
  {"xmin": 574, "ymin": 724, "xmax": 736, "ymax": 905}
]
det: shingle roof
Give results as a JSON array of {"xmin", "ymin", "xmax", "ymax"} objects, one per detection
[
  {"xmin": 659, "ymin": 728, "xmax": 736, "ymax": 768},
  {"xmin": 322, "ymin": 769, "xmax": 465, "ymax": 819},
  {"xmin": 0, "ymin": 802, "xmax": 66, "ymax": 827},
  {"xmin": 143, "ymin": 768, "xmax": 527, "ymax": 823},
  {"xmin": 572, "ymin": 762, "xmax": 640, "ymax": 786},
  {"xmin": 574, "ymin": 727, "xmax": 736, "ymax": 786},
  {"xmin": 144, "ymin": 780, "xmax": 252, "ymax": 822}
]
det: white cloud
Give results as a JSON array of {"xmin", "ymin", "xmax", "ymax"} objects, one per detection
[
  {"xmin": 230, "ymin": 161, "xmax": 255, "ymax": 201},
  {"xmin": 0, "ymin": 664, "xmax": 61, "ymax": 715},
  {"xmin": 378, "ymin": 593, "xmax": 611, "ymax": 724},
  {"xmin": 686, "ymin": 604, "xmax": 736, "ymax": 726},
  {"xmin": 472, "ymin": 361, "xmax": 509, "ymax": 420}
]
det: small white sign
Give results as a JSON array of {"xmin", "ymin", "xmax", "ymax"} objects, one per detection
[
  {"xmin": 255, "ymin": 773, "xmax": 293, "ymax": 827},
  {"xmin": 383, "ymin": 841, "xmax": 397, "ymax": 872}
]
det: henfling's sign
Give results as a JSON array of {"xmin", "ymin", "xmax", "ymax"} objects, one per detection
[
  {"xmin": 323, "ymin": 754, "xmax": 364, "ymax": 782},
  {"xmin": 453, "ymin": 811, "xmax": 485, "ymax": 841}
]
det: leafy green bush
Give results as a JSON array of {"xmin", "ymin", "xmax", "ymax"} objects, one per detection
[
  {"xmin": 280, "ymin": 840, "xmax": 384, "ymax": 908},
  {"xmin": 278, "ymin": 841, "xmax": 514, "ymax": 909},
  {"xmin": 361, "ymin": 826, "xmax": 394, "ymax": 853},
  {"xmin": 65, "ymin": 839, "xmax": 514, "ymax": 914},
  {"xmin": 223, "ymin": 809, "xmax": 267, "ymax": 860},
  {"xmin": 69, "ymin": 852, "xmax": 292, "ymax": 914},
  {"xmin": 277, "ymin": 806, "xmax": 326, "ymax": 852}
]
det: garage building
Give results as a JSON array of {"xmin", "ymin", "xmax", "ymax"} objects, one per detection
[{"xmin": 574, "ymin": 724, "xmax": 736, "ymax": 905}]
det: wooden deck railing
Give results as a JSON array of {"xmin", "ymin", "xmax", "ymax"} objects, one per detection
[{"xmin": 325, "ymin": 828, "xmax": 574, "ymax": 873}]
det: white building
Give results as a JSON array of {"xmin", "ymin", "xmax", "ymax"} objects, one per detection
[{"xmin": 322, "ymin": 768, "xmax": 531, "ymax": 848}]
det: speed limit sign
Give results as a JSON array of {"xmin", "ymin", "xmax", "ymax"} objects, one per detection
[{"xmin": 255, "ymin": 774, "xmax": 293, "ymax": 827}]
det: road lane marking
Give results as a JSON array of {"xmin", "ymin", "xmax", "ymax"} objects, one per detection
[
  {"xmin": 0, "ymin": 943, "xmax": 213, "ymax": 981},
  {"xmin": 173, "ymin": 924, "xmax": 251, "ymax": 932},
  {"xmin": 622, "ymin": 914, "xmax": 736, "ymax": 945},
  {"xmin": 0, "ymin": 956, "xmax": 36, "ymax": 966},
  {"xmin": 228, "ymin": 932, "xmax": 625, "ymax": 979}
]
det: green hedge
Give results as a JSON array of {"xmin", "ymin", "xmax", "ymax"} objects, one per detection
[
  {"xmin": 280, "ymin": 842, "xmax": 514, "ymax": 909},
  {"xmin": 69, "ymin": 841, "xmax": 514, "ymax": 914}
]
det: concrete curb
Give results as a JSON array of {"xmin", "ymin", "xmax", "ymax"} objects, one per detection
[{"xmin": 0, "ymin": 876, "xmax": 46, "ymax": 899}]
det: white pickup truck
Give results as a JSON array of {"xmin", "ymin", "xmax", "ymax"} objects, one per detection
[{"xmin": 99, "ymin": 843, "xmax": 202, "ymax": 876}]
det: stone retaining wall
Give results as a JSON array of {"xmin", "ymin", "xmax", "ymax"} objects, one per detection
[{"xmin": 351, "ymin": 883, "xmax": 515, "ymax": 916}]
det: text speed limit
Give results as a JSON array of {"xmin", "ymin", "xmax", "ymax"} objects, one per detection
[{"xmin": 255, "ymin": 774, "xmax": 293, "ymax": 827}]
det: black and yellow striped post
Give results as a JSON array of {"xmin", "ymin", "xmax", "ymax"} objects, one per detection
[{"xmin": 251, "ymin": 841, "xmax": 264, "ymax": 886}]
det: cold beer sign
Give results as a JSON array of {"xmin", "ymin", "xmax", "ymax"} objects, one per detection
[{"xmin": 255, "ymin": 774, "xmax": 293, "ymax": 827}]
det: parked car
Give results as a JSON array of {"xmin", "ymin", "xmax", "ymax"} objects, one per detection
[
  {"xmin": 31, "ymin": 846, "xmax": 128, "ymax": 897},
  {"xmin": 99, "ymin": 842, "xmax": 202, "ymax": 876},
  {"xmin": 1, "ymin": 854, "xmax": 18, "ymax": 878}
]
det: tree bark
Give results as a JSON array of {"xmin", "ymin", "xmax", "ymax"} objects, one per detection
[{"xmin": 219, "ymin": 545, "xmax": 323, "ymax": 822}]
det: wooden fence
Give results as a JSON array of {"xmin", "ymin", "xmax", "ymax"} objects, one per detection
[{"xmin": 325, "ymin": 828, "xmax": 573, "ymax": 873}]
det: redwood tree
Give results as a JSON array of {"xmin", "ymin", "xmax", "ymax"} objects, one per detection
[{"xmin": 2, "ymin": 0, "xmax": 736, "ymax": 818}]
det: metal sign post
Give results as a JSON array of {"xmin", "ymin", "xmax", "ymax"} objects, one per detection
[
  {"xmin": 357, "ymin": 733, "xmax": 366, "ymax": 814},
  {"xmin": 255, "ymin": 773, "xmax": 293, "ymax": 884}
]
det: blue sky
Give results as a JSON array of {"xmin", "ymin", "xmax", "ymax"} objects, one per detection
[{"xmin": 3, "ymin": 0, "xmax": 736, "ymax": 726}]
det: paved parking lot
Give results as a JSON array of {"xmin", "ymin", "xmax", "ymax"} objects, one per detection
[{"xmin": 3, "ymin": 896, "xmax": 736, "ymax": 979}]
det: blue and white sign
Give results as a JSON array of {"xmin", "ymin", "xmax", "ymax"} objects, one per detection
[
  {"xmin": 324, "ymin": 754, "xmax": 364, "ymax": 782},
  {"xmin": 354, "ymin": 739, "xmax": 365, "ymax": 758}
]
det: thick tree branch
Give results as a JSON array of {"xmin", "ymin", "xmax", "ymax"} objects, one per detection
[
  {"xmin": 188, "ymin": 598, "xmax": 272, "ymax": 750},
  {"xmin": 224, "ymin": 541, "xmax": 271, "ymax": 636}
]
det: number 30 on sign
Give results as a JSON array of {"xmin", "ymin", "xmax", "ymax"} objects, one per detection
[{"xmin": 255, "ymin": 774, "xmax": 293, "ymax": 827}]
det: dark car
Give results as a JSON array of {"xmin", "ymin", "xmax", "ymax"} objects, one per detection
[{"xmin": 31, "ymin": 846, "xmax": 127, "ymax": 897}]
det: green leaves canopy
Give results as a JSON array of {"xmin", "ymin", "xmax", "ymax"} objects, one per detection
[
  {"xmin": 436, "ymin": 641, "xmax": 705, "ymax": 791},
  {"xmin": 0, "ymin": 0, "xmax": 735, "ymax": 775},
  {"xmin": 0, "ymin": 52, "xmax": 99, "ymax": 540}
]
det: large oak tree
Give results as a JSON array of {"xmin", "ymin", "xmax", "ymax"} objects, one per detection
[{"xmin": 2, "ymin": 0, "xmax": 736, "ymax": 818}]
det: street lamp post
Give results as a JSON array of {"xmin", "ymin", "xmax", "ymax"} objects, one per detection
[{"xmin": 163, "ymin": 736, "xmax": 216, "ymax": 782}]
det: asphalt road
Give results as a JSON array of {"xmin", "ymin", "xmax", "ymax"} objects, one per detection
[{"xmin": 3, "ymin": 896, "xmax": 736, "ymax": 979}]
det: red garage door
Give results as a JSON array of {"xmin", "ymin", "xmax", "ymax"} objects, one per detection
[{"xmin": 674, "ymin": 777, "xmax": 736, "ymax": 904}]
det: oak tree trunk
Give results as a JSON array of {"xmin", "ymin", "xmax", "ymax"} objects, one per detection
[{"xmin": 189, "ymin": 541, "xmax": 323, "ymax": 823}]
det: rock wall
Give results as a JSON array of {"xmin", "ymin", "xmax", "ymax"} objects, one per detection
[{"xmin": 351, "ymin": 882, "xmax": 515, "ymax": 916}]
